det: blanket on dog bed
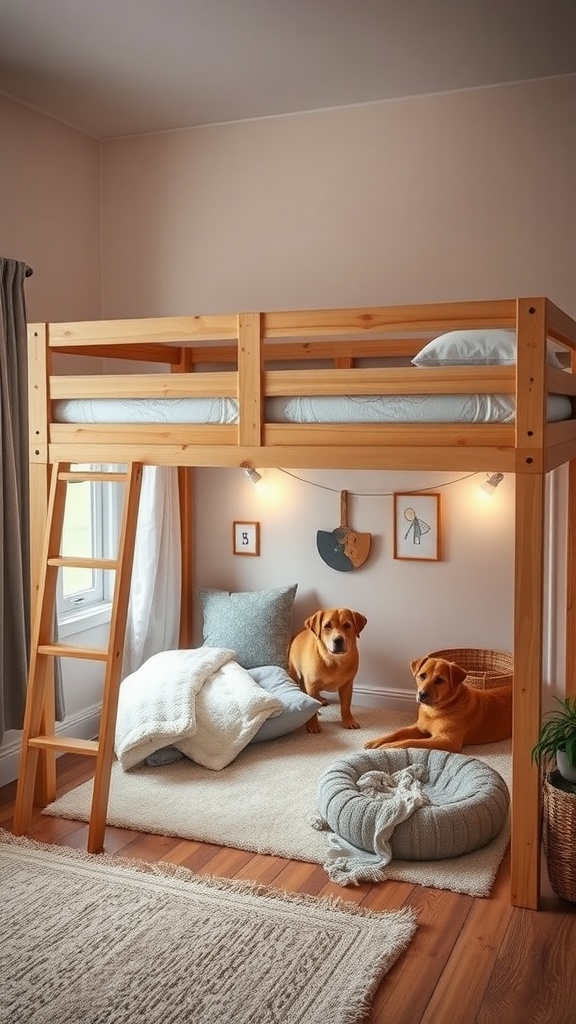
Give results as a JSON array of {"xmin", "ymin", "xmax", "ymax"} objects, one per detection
[
  {"xmin": 314, "ymin": 747, "xmax": 510, "ymax": 886},
  {"xmin": 115, "ymin": 647, "xmax": 283, "ymax": 771}
]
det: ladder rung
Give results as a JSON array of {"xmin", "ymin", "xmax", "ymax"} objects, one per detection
[
  {"xmin": 48, "ymin": 556, "xmax": 118, "ymax": 570},
  {"xmin": 38, "ymin": 643, "xmax": 108, "ymax": 661},
  {"xmin": 28, "ymin": 736, "xmax": 99, "ymax": 756}
]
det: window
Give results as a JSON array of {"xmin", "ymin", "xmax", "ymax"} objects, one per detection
[{"xmin": 57, "ymin": 465, "xmax": 121, "ymax": 635}]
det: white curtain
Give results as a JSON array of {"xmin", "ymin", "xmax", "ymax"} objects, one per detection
[{"xmin": 122, "ymin": 466, "xmax": 181, "ymax": 678}]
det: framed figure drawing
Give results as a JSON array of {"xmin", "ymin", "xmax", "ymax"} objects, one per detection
[
  {"xmin": 233, "ymin": 521, "xmax": 260, "ymax": 556},
  {"xmin": 393, "ymin": 493, "xmax": 441, "ymax": 561}
]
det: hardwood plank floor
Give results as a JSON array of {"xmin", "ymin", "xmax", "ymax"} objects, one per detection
[{"xmin": 2, "ymin": 755, "xmax": 575, "ymax": 1023}]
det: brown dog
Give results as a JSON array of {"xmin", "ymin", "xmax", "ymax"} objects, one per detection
[
  {"xmin": 365, "ymin": 655, "xmax": 512, "ymax": 753},
  {"xmin": 288, "ymin": 608, "xmax": 368, "ymax": 733}
]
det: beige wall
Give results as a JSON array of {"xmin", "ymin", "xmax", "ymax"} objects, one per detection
[
  {"xmin": 192, "ymin": 466, "xmax": 521, "ymax": 702},
  {"xmin": 101, "ymin": 76, "xmax": 576, "ymax": 318},
  {"xmin": 0, "ymin": 94, "xmax": 102, "ymax": 321},
  {"xmin": 0, "ymin": 96, "xmax": 104, "ymax": 780}
]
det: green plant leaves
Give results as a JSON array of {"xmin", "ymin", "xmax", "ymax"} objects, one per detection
[{"xmin": 531, "ymin": 695, "xmax": 576, "ymax": 767}]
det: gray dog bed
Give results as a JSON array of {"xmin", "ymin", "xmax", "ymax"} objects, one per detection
[{"xmin": 315, "ymin": 747, "xmax": 509, "ymax": 884}]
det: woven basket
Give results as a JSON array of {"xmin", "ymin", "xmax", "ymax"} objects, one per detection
[
  {"xmin": 428, "ymin": 648, "xmax": 513, "ymax": 690},
  {"xmin": 543, "ymin": 771, "xmax": 576, "ymax": 903}
]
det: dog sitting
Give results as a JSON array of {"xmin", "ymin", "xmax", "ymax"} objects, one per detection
[
  {"xmin": 288, "ymin": 608, "xmax": 367, "ymax": 733},
  {"xmin": 365, "ymin": 654, "xmax": 512, "ymax": 753}
]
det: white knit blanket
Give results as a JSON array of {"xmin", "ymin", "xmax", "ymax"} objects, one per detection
[
  {"xmin": 316, "ymin": 765, "xmax": 430, "ymax": 886},
  {"xmin": 114, "ymin": 647, "xmax": 283, "ymax": 772}
]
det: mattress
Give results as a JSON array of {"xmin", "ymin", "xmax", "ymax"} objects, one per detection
[{"xmin": 53, "ymin": 394, "xmax": 573, "ymax": 425}]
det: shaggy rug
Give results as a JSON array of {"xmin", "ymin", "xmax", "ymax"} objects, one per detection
[
  {"xmin": 0, "ymin": 829, "xmax": 416, "ymax": 1024},
  {"xmin": 44, "ymin": 705, "xmax": 512, "ymax": 897}
]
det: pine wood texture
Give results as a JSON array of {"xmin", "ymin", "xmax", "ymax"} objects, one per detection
[
  {"xmin": 22, "ymin": 296, "xmax": 576, "ymax": 913},
  {"xmin": 31, "ymin": 299, "xmax": 576, "ymax": 471},
  {"xmin": 88, "ymin": 462, "xmax": 143, "ymax": 854},
  {"xmin": 13, "ymin": 464, "xmax": 143, "ymax": 855},
  {"xmin": 2, "ymin": 756, "xmax": 575, "ymax": 1024}
]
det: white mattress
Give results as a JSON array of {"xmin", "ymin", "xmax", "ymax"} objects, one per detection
[{"xmin": 53, "ymin": 393, "xmax": 573, "ymax": 425}]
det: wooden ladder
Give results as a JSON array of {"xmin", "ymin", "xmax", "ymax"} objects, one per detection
[{"xmin": 13, "ymin": 462, "xmax": 143, "ymax": 853}]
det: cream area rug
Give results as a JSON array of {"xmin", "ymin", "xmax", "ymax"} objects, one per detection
[
  {"xmin": 44, "ymin": 706, "xmax": 512, "ymax": 897},
  {"xmin": 0, "ymin": 829, "xmax": 416, "ymax": 1024}
]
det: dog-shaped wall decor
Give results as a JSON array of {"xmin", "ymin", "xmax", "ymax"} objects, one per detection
[
  {"xmin": 365, "ymin": 654, "xmax": 512, "ymax": 753},
  {"xmin": 288, "ymin": 608, "xmax": 367, "ymax": 733}
]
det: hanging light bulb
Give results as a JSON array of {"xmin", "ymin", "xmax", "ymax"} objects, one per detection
[{"xmin": 479, "ymin": 472, "xmax": 504, "ymax": 497}]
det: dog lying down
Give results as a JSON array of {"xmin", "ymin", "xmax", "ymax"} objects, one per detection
[
  {"xmin": 365, "ymin": 654, "xmax": 512, "ymax": 754},
  {"xmin": 288, "ymin": 607, "xmax": 367, "ymax": 733}
]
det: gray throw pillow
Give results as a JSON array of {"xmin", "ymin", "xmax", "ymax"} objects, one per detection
[
  {"xmin": 248, "ymin": 666, "xmax": 322, "ymax": 742},
  {"xmin": 199, "ymin": 584, "xmax": 298, "ymax": 670}
]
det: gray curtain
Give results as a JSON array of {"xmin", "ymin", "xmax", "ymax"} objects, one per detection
[
  {"xmin": 0, "ymin": 258, "xmax": 31, "ymax": 742},
  {"xmin": 0, "ymin": 258, "xmax": 65, "ymax": 744}
]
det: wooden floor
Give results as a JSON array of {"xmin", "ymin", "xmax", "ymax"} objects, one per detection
[{"xmin": 2, "ymin": 755, "xmax": 575, "ymax": 1023}]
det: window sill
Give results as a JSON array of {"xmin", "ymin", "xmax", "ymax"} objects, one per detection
[{"xmin": 58, "ymin": 602, "xmax": 113, "ymax": 639}]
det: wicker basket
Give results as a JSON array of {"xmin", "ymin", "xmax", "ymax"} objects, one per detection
[
  {"xmin": 428, "ymin": 647, "xmax": 513, "ymax": 690},
  {"xmin": 543, "ymin": 771, "xmax": 576, "ymax": 904}
]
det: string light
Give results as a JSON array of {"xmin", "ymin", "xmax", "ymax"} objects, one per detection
[
  {"xmin": 240, "ymin": 466, "xmax": 504, "ymax": 500},
  {"xmin": 276, "ymin": 468, "xmax": 480, "ymax": 497}
]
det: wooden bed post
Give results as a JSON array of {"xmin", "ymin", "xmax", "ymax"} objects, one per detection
[
  {"xmin": 510, "ymin": 298, "xmax": 548, "ymax": 910},
  {"xmin": 511, "ymin": 472, "xmax": 545, "ymax": 909},
  {"xmin": 173, "ymin": 346, "xmax": 195, "ymax": 649},
  {"xmin": 178, "ymin": 466, "xmax": 194, "ymax": 647},
  {"xmin": 27, "ymin": 324, "xmax": 57, "ymax": 805}
]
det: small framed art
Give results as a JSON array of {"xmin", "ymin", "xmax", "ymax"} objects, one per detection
[
  {"xmin": 233, "ymin": 521, "xmax": 260, "ymax": 556},
  {"xmin": 393, "ymin": 493, "xmax": 441, "ymax": 561}
]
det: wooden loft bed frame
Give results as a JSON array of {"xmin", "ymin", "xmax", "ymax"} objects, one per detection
[{"xmin": 25, "ymin": 296, "xmax": 576, "ymax": 911}]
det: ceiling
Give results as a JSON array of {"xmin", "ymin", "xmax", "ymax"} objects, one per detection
[{"xmin": 1, "ymin": 0, "xmax": 575, "ymax": 140}]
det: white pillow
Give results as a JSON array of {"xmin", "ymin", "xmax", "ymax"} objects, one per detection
[{"xmin": 412, "ymin": 329, "xmax": 564, "ymax": 369}]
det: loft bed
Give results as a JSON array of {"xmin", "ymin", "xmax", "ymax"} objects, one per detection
[{"xmin": 23, "ymin": 296, "xmax": 576, "ymax": 911}]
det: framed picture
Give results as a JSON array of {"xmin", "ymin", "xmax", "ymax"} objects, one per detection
[
  {"xmin": 393, "ymin": 493, "xmax": 441, "ymax": 561},
  {"xmin": 233, "ymin": 521, "xmax": 260, "ymax": 556}
]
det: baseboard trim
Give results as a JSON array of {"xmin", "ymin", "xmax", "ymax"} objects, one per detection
[
  {"xmin": 0, "ymin": 705, "xmax": 101, "ymax": 788},
  {"xmin": 350, "ymin": 685, "xmax": 414, "ymax": 713}
]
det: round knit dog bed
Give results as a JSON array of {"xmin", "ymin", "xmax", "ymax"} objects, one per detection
[{"xmin": 316, "ymin": 747, "xmax": 509, "ymax": 862}]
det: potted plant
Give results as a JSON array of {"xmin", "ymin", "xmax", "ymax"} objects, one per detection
[
  {"xmin": 533, "ymin": 696, "xmax": 576, "ymax": 904},
  {"xmin": 531, "ymin": 695, "xmax": 576, "ymax": 783}
]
